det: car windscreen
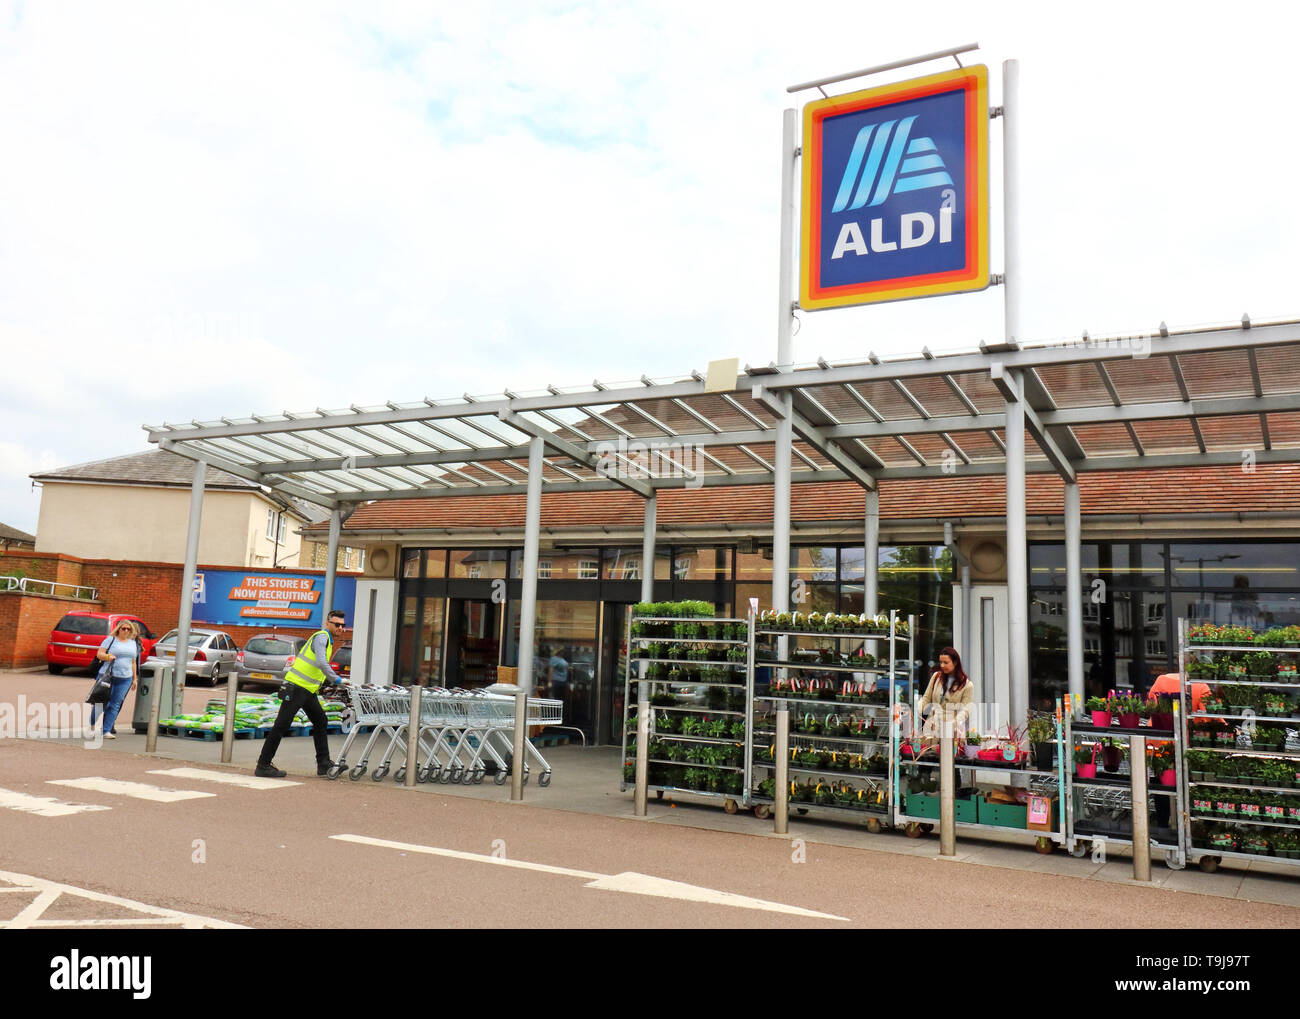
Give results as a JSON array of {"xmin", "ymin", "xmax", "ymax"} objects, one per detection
[
  {"xmin": 245, "ymin": 638, "xmax": 297, "ymax": 656},
  {"xmin": 159, "ymin": 631, "xmax": 207, "ymax": 647},
  {"xmin": 333, "ymin": 647, "xmax": 352, "ymax": 666},
  {"xmin": 55, "ymin": 615, "xmax": 108, "ymax": 636}
]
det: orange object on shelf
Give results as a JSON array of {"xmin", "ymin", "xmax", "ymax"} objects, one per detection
[{"xmin": 1149, "ymin": 673, "xmax": 1210, "ymax": 713}]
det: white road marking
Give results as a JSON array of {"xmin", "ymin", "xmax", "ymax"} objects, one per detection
[
  {"xmin": 0, "ymin": 870, "xmax": 245, "ymax": 929},
  {"xmin": 48, "ymin": 778, "xmax": 215, "ymax": 803},
  {"xmin": 147, "ymin": 767, "xmax": 301, "ymax": 790},
  {"xmin": 0, "ymin": 787, "xmax": 112, "ymax": 817},
  {"xmin": 331, "ymin": 834, "xmax": 850, "ymax": 921}
]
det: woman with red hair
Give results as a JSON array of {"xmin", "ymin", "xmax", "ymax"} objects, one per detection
[{"xmin": 917, "ymin": 646, "xmax": 974, "ymax": 737}]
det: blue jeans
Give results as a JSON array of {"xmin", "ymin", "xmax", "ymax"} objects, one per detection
[{"xmin": 90, "ymin": 675, "xmax": 133, "ymax": 733}]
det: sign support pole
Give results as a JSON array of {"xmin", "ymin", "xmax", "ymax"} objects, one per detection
[{"xmin": 773, "ymin": 108, "xmax": 797, "ymax": 634}]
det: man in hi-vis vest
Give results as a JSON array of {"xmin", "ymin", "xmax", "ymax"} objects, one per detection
[{"xmin": 255, "ymin": 610, "xmax": 348, "ymax": 778}]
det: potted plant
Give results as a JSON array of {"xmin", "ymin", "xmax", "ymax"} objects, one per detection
[
  {"xmin": 1097, "ymin": 737, "xmax": 1123, "ymax": 774},
  {"xmin": 964, "ymin": 730, "xmax": 983, "ymax": 761},
  {"xmin": 1026, "ymin": 715, "xmax": 1056, "ymax": 771},
  {"xmin": 1114, "ymin": 694, "xmax": 1141, "ymax": 730},
  {"xmin": 1242, "ymin": 830, "xmax": 1271, "ymax": 856},
  {"xmin": 1086, "ymin": 696, "xmax": 1112, "ymax": 728},
  {"xmin": 1275, "ymin": 833, "xmax": 1300, "ymax": 859},
  {"xmin": 1151, "ymin": 745, "xmax": 1177, "ymax": 786},
  {"xmin": 1074, "ymin": 745, "xmax": 1097, "ymax": 779},
  {"xmin": 1149, "ymin": 696, "xmax": 1175, "ymax": 732}
]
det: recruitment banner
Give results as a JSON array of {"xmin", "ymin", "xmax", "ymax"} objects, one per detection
[
  {"xmin": 800, "ymin": 64, "xmax": 989, "ymax": 309},
  {"xmin": 190, "ymin": 569, "xmax": 356, "ymax": 629}
]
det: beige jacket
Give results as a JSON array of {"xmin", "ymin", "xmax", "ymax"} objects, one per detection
[{"xmin": 917, "ymin": 672, "xmax": 974, "ymax": 736}]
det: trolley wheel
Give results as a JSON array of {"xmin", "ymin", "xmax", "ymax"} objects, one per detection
[
  {"xmin": 1199, "ymin": 855, "xmax": 1221, "ymax": 874},
  {"xmin": 438, "ymin": 767, "xmax": 455, "ymax": 785},
  {"xmin": 349, "ymin": 764, "xmax": 367, "ymax": 782},
  {"xmin": 471, "ymin": 769, "xmax": 486, "ymax": 785},
  {"xmin": 447, "ymin": 765, "xmax": 464, "ymax": 785},
  {"xmin": 325, "ymin": 765, "xmax": 344, "ymax": 781},
  {"xmin": 1165, "ymin": 850, "xmax": 1185, "ymax": 871},
  {"xmin": 866, "ymin": 817, "xmax": 882, "ymax": 834},
  {"xmin": 920, "ymin": 823, "xmax": 934, "ymax": 834},
  {"xmin": 753, "ymin": 804, "xmax": 772, "ymax": 820},
  {"xmin": 796, "ymin": 807, "xmax": 808, "ymax": 816},
  {"xmin": 538, "ymin": 771, "xmax": 552, "ymax": 788},
  {"xmin": 371, "ymin": 766, "xmax": 389, "ymax": 783},
  {"xmin": 904, "ymin": 822, "xmax": 923, "ymax": 838},
  {"xmin": 393, "ymin": 767, "xmax": 406, "ymax": 784},
  {"xmin": 493, "ymin": 770, "xmax": 509, "ymax": 785},
  {"xmin": 723, "ymin": 798, "xmax": 738, "ymax": 814},
  {"xmin": 419, "ymin": 766, "xmax": 438, "ymax": 784},
  {"xmin": 1035, "ymin": 836, "xmax": 1054, "ymax": 855},
  {"xmin": 1069, "ymin": 841, "xmax": 1089, "ymax": 858}
]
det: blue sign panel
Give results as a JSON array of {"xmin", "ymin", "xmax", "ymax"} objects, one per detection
[{"xmin": 190, "ymin": 569, "xmax": 356, "ymax": 629}]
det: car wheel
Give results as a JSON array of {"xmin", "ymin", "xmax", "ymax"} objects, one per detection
[
  {"xmin": 209, "ymin": 665, "xmax": 222, "ymax": 687},
  {"xmin": 47, "ymin": 663, "xmax": 64, "ymax": 675}
]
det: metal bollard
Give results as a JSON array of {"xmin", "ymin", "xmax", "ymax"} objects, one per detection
[
  {"xmin": 220, "ymin": 669, "xmax": 239, "ymax": 764},
  {"xmin": 634, "ymin": 680, "xmax": 650, "ymax": 816},
  {"xmin": 774, "ymin": 703, "xmax": 790, "ymax": 835},
  {"xmin": 404, "ymin": 684, "xmax": 422, "ymax": 788},
  {"xmin": 510, "ymin": 689, "xmax": 528, "ymax": 801},
  {"xmin": 939, "ymin": 715, "xmax": 956, "ymax": 856},
  {"xmin": 1130, "ymin": 734, "xmax": 1151, "ymax": 881}
]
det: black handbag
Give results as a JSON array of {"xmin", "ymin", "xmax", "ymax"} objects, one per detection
[{"xmin": 86, "ymin": 648, "xmax": 113, "ymax": 705}]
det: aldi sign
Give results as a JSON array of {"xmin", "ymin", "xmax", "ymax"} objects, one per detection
[{"xmin": 800, "ymin": 65, "xmax": 989, "ymax": 309}]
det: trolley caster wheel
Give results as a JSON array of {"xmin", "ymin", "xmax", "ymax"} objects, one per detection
[
  {"xmin": 723, "ymin": 798, "xmax": 738, "ymax": 814},
  {"xmin": 1069, "ymin": 841, "xmax": 1089, "ymax": 858},
  {"xmin": 393, "ymin": 768, "xmax": 406, "ymax": 784},
  {"xmin": 866, "ymin": 817, "xmax": 882, "ymax": 834},
  {"xmin": 349, "ymin": 764, "xmax": 367, "ymax": 781},
  {"xmin": 1199, "ymin": 856, "xmax": 1221, "ymax": 873},
  {"xmin": 325, "ymin": 765, "xmax": 343, "ymax": 781},
  {"xmin": 1165, "ymin": 850, "xmax": 1185, "ymax": 871},
  {"xmin": 920, "ymin": 823, "xmax": 934, "ymax": 833},
  {"xmin": 448, "ymin": 766, "xmax": 464, "ymax": 785},
  {"xmin": 538, "ymin": 772, "xmax": 552, "ymax": 788},
  {"xmin": 904, "ymin": 822, "xmax": 923, "ymax": 839},
  {"xmin": 795, "ymin": 807, "xmax": 808, "ymax": 816},
  {"xmin": 371, "ymin": 766, "xmax": 389, "ymax": 783},
  {"xmin": 438, "ymin": 768, "xmax": 455, "ymax": 784},
  {"xmin": 1035, "ymin": 836, "xmax": 1054, "ymax": 855},
  {"xmin": 493, "ymin": 770, "xmax": 509, "ymax": 786},
  {"xmin": 471, "ymin": 769, "xmax": 486, "ymax": 785},
  {"xmin": 753, "ymin": 804, "xmax": 772, "ymax": 820}
]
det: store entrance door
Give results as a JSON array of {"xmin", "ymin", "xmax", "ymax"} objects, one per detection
[
  {"xmin": 445, "ymin": 598, "xmax": 500, "ymax": 689},
  {"xmin": 598, "ymin": 602, "xmax": 633, "ymax": 745}
]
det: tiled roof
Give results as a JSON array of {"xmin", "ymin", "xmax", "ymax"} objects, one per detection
[
  {"xmin": 32, "ymin": 450, "xmax": 326, "ymax": 523},
  {"xmin": 327, "ymin": 464, "xmax": 1300, "ymax": 534},
  {"xmin": 0, "ymin": 522, "xmax": 35, "ymax": 543}
]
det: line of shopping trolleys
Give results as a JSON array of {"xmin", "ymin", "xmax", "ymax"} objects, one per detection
[{"xmin": 324, "ymin": 684, "xmax": 564, "ymax": 786}]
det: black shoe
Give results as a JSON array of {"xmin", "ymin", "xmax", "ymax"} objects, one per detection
[
  {"xmin": 317, "ymin": 764, "xmax": 332, "ymax": 776},
  {"xmin": 255, "ymin": 764, "xmax": 286, "ymax": 779}
]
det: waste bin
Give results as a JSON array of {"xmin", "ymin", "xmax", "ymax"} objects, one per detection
[{"xmin": 132, "ymin": 659, "xmax": 184, "ymax": 733}]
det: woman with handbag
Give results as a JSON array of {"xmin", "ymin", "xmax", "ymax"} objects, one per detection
[
  {"xmin": 90, "ymin": 620, "xmax": 140, "ymax": 739},
  {"xmin": 918, "ymin": 647, "xmax": 974, "ymax": 738}
]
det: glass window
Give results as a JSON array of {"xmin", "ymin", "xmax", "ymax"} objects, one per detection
[
  {"xmin": 577, "ymin": 559, "xmax": 599, "ymax": 580},
  {"xmin": 669, "ymin": 547, "xmax": 733, "ymax": 581},
  {"xmin": 789, "ymin": 546, "xmax": 837, "ymax": 582},
  {"xmin": 450, "ymin": 549, "xmax": 508, "ymax": 579},
  {"xmin": 537, "ymin": 560, "xmax": 553, "ymax": 580},
  {"xmin": 736, "ymin": 550, "xmax": 775, "ymax": 582},
  {"xmin": 402, "ymin": 549, "xmax": 421, "ymax": 579},
  {"xmin": 1168, "ymin": 542, "xmax": 1300, "ymax": 589},
  {"xmin": 422, "ymin": 550, "xmax": 446, "ymax": 578},
  {"xmin": 840, "ymin": 547, "xmax": 865, "ymax": 581},
  {"xmin": 734, "ymin": 582, "xmax": 771, "ymax": 615},
  {"xmin": 504, "ymin": 599, "xmax": 599, "ymax": 741}
]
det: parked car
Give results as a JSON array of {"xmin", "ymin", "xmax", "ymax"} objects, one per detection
[
  {"xmin": 236, "ymin": 633, "xmax": 307, "ymax": 688},
  {"xmin": 329, "ymin": 641, "xmax": 352, "ymax": 681},
  {"xmin": 46, "ymin": 612, "xmax": 159, "ymax": 674},
  {"xmin": 152, "ymin": 628, "xmax": 240, "ymax": 686}
]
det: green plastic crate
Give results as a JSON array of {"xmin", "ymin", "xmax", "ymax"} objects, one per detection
[
  {"xmin": 905, "ymin": 792, "xmax": 977, "ymax": 823},
  {"xmin": 977, "ymin": 798, "xmax": 1029, "ymax": 828}
]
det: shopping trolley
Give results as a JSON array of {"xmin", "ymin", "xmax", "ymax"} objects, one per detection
[
  {"xmin": 437, "ymin": 691, "xmax": 564, "ymax": 786},
  {"xmin": 323, "ymin": 685, "xmax": 413, "ymax": 781}
]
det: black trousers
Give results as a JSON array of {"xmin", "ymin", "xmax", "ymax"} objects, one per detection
[{"xmin": 258, "ymin": 683, "xmax": 331, "ymax": 768}]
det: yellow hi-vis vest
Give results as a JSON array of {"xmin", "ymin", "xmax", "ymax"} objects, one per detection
[{"xmin": 287, "ymin": 630, "xmax": 332, "ymax": 694}]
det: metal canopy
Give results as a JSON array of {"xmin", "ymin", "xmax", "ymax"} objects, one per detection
[{"xmin": 145, "ymin": 318, "xmax": 1300, "ymax": 510}]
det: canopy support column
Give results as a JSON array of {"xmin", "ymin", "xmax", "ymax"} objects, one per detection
[
  {"xmin": 1065, "ymin": 479, "xmax": 1084, "ymax": 704},
  {"xmin": 1004, "ymin": 372, "xmax": 1029, "ymax": 730},
  {"xmin": 322, "ymin": 508, "xmax": 341, "ymax": 622},
  {"xmin": 511, "ymin": 435, "xmax": 544, "ymax": 802}
]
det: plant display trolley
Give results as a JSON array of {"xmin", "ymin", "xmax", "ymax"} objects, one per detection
[
  {"xmin": 1063, "ymin": 706, "xmax": 1185, "ymax": 868},
  {"xmin": 1178, "ymin": 620, "xmax": 1300, "ymax": 874},
  {"xmin": 894, "ymin": 704, "xmax": 1066, "ymax": 853},
  {"xmin": 619, "ymin": 602, "xmax": 750, "ymax": 813},
  {"xmin": 747, "ymin": 610, "xmax": 913, "ymax": 832}
]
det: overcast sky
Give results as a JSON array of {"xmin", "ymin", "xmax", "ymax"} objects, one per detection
[{"xmin": 2, "ymin": 2, "xmax": 1296, "ymax": 534}]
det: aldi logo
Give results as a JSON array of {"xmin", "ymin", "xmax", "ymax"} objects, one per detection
[{"xmin": 801, "ymin": 65, "xmax": 989, "ymax": 309}]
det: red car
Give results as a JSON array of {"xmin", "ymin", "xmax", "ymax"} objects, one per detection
[{"xmin": 46, "ymin": 612, "xmax": 159, "ymax": 674}]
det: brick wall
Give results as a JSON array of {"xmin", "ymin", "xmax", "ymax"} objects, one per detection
[
  {"xmin": 0, "ymin": 591, "xmax": 106, "ymax": 669},
  {"xmin": 0, "ymin": 549, "xmax": 358, "ymax": 665}
]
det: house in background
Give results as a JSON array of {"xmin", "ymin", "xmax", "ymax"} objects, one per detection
[
  {"xmin": 29, "ymin": 450, "xmax": 338, "ymax": 568},
  {"xmin": 0, "ymin": 523, "xmax": 35, "ymax": 552}
]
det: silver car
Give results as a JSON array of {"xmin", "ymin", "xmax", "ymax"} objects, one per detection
[
  {"xmin": 237, "ymin": 634, "xmax": 307, "ymax": 689},
  {"xmin": 155, "ymin": 628, "xmax": 240, "ymax": 686}
]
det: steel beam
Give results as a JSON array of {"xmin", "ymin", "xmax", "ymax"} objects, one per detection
[
  {"xmin": 1065, "ymin": 481, "xmax": 1084, "ymax": 704},
  {"xmin": 753, "ymin": 385, "xmax": 876, "ymax": 490},
  {"xmin": 499, "ymin": 409, "xmax": 653, "ymax": 498},
  {"xmin": 512, "ymin": 435, "xmax": 544, "ymax": 802}
]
